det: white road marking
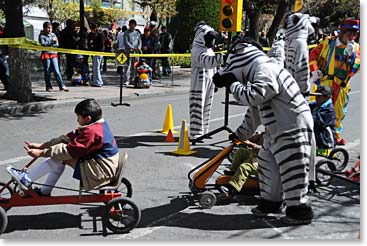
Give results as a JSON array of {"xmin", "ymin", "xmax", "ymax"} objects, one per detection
[{"xmin": 349, "ymin": 90, "xmax": 360, "ymax": 95}]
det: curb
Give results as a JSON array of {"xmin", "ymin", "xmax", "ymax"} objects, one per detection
[{"xmin": 0, "ymin": 87, "xmax": 190, "ymax": 116}]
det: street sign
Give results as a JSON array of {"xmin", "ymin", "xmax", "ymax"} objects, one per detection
[{"xmin": 115, "ymin": 49, "xmax": 129, "ymax": 66}]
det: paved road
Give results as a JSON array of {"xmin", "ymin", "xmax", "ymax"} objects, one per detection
[{"xmin": 0, "ymin": 73, "xmax": 361, "ymax": 240}]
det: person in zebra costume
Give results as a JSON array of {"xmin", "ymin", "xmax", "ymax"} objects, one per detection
[
  {"xmin": 213, "ymin": 36, "xmax": 314, "ymax": 225},
  {"xmin": 284, "ymin": 12, "xmax": 318, "ymax": 96},
  {"xmin": 189, "ymin": 22, "xmax": 224, "ymax": 138}
]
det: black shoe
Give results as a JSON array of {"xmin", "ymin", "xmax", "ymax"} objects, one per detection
[
  {"xmin": 251, "ymin": 200, "xmax": 284, "ymax": 217},
  {"xmin": 283, "ymin": 204, "xmax": 314, "ymax": 225},
  {"xmin": 223, "ymin": 170, "xmax": 235, "ymax": 176},
  {"xmin": 33, "ymin": 187, "xmax": 51, "ymax": 197}
]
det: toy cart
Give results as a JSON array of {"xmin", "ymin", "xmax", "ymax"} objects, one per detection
[{"xmin": 0, "ymin": 152, "xmax": 141, "ymax": 236}]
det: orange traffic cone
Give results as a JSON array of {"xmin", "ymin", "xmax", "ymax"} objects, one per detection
[
  {"xmin": 164, "ymin": 129, "xmax": 175, "ymax": 142},
  {"xmin": 172, "ymin": 120, "xmax": 196, "ymax": 155},
  {"xmin": 161, "ymin": 104, "xmax": 178, "ymax": 134}
]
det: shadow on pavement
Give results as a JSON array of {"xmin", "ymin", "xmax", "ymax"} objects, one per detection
[{"xmin": 5, "ymin": 212, "xmax": 82, "ymax": 233}]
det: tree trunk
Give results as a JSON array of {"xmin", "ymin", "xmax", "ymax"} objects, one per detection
[
  {"xmin": 248, "ymin": 10, "xmax": 261, "ymax": 41},
  {"xmin": 267, "ymin": 0, "xmax": 289, "ymax": 46},
  {"xmin": 4, "ymin": 0, "xmax": 33, "ymax": 103}
]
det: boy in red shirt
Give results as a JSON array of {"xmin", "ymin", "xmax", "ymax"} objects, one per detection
[{"xmin": 7, "ymin": 99, "xmax": 119, "ymax": 195}]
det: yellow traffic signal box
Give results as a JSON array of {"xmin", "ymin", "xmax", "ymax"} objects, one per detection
[{"xmin": 219, "ymin": 0, "xmax": 243, "ymax": 32}]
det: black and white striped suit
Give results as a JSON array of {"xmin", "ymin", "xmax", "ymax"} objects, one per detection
[
  {"xmin": 189, "ymin": 23, "xmax": 223, "ymax": 137},
  {"xmin": 285, "ymin": 13, "xmax": 315, "ymax": 95},
  {"xmin": 218, "ymin": 44, "xmax": 314, "ymax": 207}
]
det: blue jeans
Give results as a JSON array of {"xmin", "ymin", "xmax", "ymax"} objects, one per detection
[
  {"xmin": 42, "ymin": 57, "xmax": 65, "ymax": 90},
  {"xmin": 92, "ymin": 56, "xmax": 104, "ymax": 86}
]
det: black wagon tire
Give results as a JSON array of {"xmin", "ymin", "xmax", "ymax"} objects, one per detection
[
  {"xmin": 105, "ymin": 197, "xmax": 141, "ymax": 234},
  {"xmin": 316, "ymin": 160, "xmax": 337, "ymax": 186},
  {"xmin": 328, "ymin": 148, "xmax": 349, "ymax": 171},
  {"xmin": 0, "ymin": 206, "xmax": 8, "ymax": 235}
]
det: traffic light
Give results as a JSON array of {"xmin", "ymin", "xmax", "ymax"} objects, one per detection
[{"xmin": 219, "ymin": 0, "xmax": 243, "ymax": 32}]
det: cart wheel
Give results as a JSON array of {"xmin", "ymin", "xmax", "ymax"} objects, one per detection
[
  {"xmin": 316, "ymin": 160, "xmax": 336, "ymax": 186},
  {"xmin": 328, "ymin": 148, "xmax": 349, "ymax": 171},
  {"xmin": 104, "ymin": 197, "xmax": 141, "ymax": 234},
  {"xmin": 114, "ymin": 177, "xmax": 132, "ymax": 198},
  {"xmin": 0, "ymin": 182, "xmax": 14, "ymax": 211},
  {"xmin": 0, "ymin": 207, "xmax": 7, "ymax": 235},
  {"xmin": 198, "ymin": 191, "xmax": 217, "ymax": 209}
]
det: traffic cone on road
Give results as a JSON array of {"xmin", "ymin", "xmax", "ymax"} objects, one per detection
[
  {"xmin": 164, "ymin": 129, "xmax": 175, "ymax": 142},
  {"xmin": 161, "ymin": 104, "xmax": 178, "ymax": 134},
  {"xmin": 172, "ymin": 120, "xmax": 196, "ymax": 155}
]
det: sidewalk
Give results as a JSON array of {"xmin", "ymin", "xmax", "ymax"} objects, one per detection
[{"xmin": 0, "ymin": 65, "xmax": 191, "ymax": 115}]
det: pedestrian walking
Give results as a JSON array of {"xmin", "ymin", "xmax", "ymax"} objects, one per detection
[{"xmin": 39, "ymin": 21, "xmax": 68, "ymax": 92}]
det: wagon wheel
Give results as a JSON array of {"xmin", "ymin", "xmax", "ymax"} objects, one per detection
[
  {"xmin": 316, "ymin": 160, "xmax": 336, "ymax": 186},
  {"xmin": 0, "ymin": 182, "xmax": 14, "ymax": 211},
  {"xmin": 104, "ymin": 197, "xmax": 141, "ymax": 234},
  {"xmin": 198, "ymin": 191, "xmax": 217, "ymax": 209},
  {"xmin": 328, "ymin": 148, "xmax": 349, "ymax": 171},
  {"xmin": 115, "ymin": 177, "xmax": 132, "ymax": 198},
  {"xmin": 0, "ymin": 207, "xmax": 7, "ymax": 235}
]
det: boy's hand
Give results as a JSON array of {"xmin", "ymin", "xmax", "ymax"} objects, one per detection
[
  {"xmin": 24, "ymin": 146, "xmax": 43, "ymax": 158},
  {"xmin": 25, "ymin": 141, "xmax": 44, "ymax": 149}
]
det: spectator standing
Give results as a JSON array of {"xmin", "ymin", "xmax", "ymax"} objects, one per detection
[
  {"xmin": 123, "ymin": 19, "xmax": 142, "ymax": 84},
  {"xmin": 150, "ymin": 28, "xmax": 161, "ymax": 79},
  {"xmin": 39, "ymin": 21, "xmax": 68, "ymax": 92},
  {"xmin": 259, "ymin": 31, "xmax": 269, "ymax": 47},
  {"xmin": 159, "ymin": 26, "xmax": 173, "ymax": 76},
  {"xmin": 59, "ymin": 19, "xmax": 78, "ymax": 80},
  {"xmin": 87, "ymin": 23, "xmax": 105, "ymax": 87},
  {"xmin": 102, "ymin": 29, "xmax": 113, "ymax": 72},
  {"xmin": 76, "ymin": 26, "xmax": 90, "ymax": 72},
  {"xmin": 0, "ymin": 25, "xmax": 9, "ymax": 91},
  {"xmin": 141, "ymin": 27, "xmax": 153, "ymax": 68}
]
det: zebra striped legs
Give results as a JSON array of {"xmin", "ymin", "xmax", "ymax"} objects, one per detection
[{"xmin": 189, "ymin": 80, "xmax": 215, "ymax": 137}]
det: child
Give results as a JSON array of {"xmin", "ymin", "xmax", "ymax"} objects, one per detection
[
  {"xmin": 6, "ymin": 99, "xmax": 119, "ymax": 195},
  {"xmin": 309, "ymin": 86, "xmax": 336, "ymax": 152},
  {"xmin": 134, "ymin": 58, "xmax": 152, "ymax": 88},
  {"xmin": 224, "ymin": 132, "xmax": 263, "ymax": 195},
  {"xmin": 71, "ymin": 54, "xmax": 90, "ymax": 86}
]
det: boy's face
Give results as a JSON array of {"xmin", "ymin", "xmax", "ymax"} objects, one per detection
[
  {"xmin": 77, "ymin": 114, "xmax": 91, "ymax": 126},
  {"xmin": 315, "ymin": 95, "xmax": 329, "ymax": 105}
]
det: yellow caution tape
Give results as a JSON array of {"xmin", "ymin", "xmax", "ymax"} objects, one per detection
[{"xmin": 0, "ymin": 37, "xmax": 318, "ymax": 58}]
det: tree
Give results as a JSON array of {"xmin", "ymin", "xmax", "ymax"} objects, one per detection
[
  {"xmin": 134, "ymin": 0, "xmax": 177, "ymax": 23},
  {"xmin": 168, "ymin": 0, "xmax": 219, "ymax": 53},
  {"xmin": 0, "ymin": 0, "xmax": 32, "ymax": 103}
]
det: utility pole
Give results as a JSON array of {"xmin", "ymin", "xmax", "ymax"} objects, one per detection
[{"xmin": 80, "ymin": 0, "xmax": 85, "ymax": 30}]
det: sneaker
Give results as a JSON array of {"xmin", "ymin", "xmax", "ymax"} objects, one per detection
[
  {"xmin": 33, "ymin": 187, "xmax": 51, "ymax": 197},
  {"xmin": 282, "ymin": 204, "xmax": 314, "ymax": 225},
  {"xmin": 60, "ymin": 86, "xmax": 69, "ymax": 92},
  {"xmin": 251, "ymin": 200, "xmax": 284, "ymax": 217},
  {"xmin": 6, "ymin": 166, "xmax": 32, "ymax": 190},
  {"xmin": 336, "ymin": 138, "xmax": 346, "ymax": 145}
]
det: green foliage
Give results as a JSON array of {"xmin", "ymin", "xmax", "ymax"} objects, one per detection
[
  {"xmin": 306, "ymin": 0, "xmax": 360, "ymax": 32},
  {"xmin": 168, "ymin": 0, "xmax": 219, "ymax": 53},
  {"xmin": 48, "ymin": 0, "xmax": 79, "ymax": 23},
  {"xmin": 170, "ymin": 55, "xmax": 191, "ymax": 67},
  {"xmin": 135, "ymin": 0, "xmax": 177, "ymax": 18}
]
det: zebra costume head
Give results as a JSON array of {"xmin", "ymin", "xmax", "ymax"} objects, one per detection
[
  {"xmin": 284, "ymin": 12, "xmax": 318, "ymax": 40},
  {"xmin": 218, "ymin": 35, "xmax": 271, "ymax": 83},
  {"xmin": 192, "ymin": 21, "xmax": 220, "ymax": 49}
]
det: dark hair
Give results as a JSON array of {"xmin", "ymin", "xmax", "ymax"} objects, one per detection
[
  {"xmin": 129, "ymin": 19, "xmax": 137, "ymax": 25},
  {"xmin": 121, "ymin": 26, "xmax": 128, "ymax": 32},
  {"xmin": 43, "ymin": 21, "xmax": 52, "ymax": 29},
  {"xmin": 74, "ymin": 99, "xmax": 102, "ymax": 122}
]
